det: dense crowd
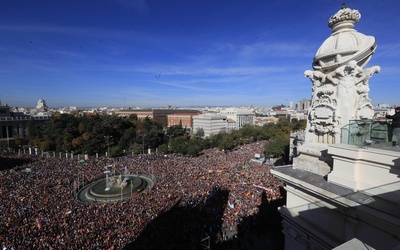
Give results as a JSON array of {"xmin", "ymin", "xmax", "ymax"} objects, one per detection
[{"xmin": 0, "ymin": 141, "xmax": 284, "ymax": 249}]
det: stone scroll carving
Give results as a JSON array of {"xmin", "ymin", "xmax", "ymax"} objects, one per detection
[{"xmin": 304, "ymin": 63, "xmax": 380, "ymax": 144}]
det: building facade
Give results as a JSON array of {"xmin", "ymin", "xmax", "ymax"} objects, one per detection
[
  {"xmin": 36, "ymin": 99, "xmax": 48, "ymax": 112},
  {"xmin": 296, "ymin": 99, "xmax": 311, "ymax": 112},
  {"xmin": 166, "ymin": 110, "xmax": 202, "ymax": 131},
  {"xmin": 192, "ymin": 114, "xmax": 227, "ymax": 138},
  {"xmin": 219, "ymin": 108, "xmax": 255, "ymax": 130},
  {"xmin": 0, "ymin": 105, "xmax": 49, "ymax": 145},
  {"xmin": 115, "ymin": 109, "xmax": 201, "ymax": 129}
]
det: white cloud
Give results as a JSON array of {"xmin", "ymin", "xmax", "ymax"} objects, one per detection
[{"xmin": 214, "ymin": 42, "xmax": 314, "ymax": 58}]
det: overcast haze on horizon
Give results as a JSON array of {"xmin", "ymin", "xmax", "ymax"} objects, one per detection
[{"xmin": 1, "ymin": 0, "xmax": 399, "ymax": 109}]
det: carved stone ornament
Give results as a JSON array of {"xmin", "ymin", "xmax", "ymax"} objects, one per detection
[
  {"xmin": 304, "ymin": 6, "xmax": 380, "ymax": 144},
  {"xmin": 328, "ymin": 7, "xmax": 361, "ymax": 28}
]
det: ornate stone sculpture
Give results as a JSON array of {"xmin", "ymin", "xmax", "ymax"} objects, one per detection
[
  {"xmin": 304, "ymin": 6, "xmax": 380, "ymax": 144},
  {"xmin": 109, "ymin": 174, "xmax": 128, "ymax": 188}
]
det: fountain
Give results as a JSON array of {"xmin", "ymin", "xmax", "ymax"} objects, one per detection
[{"xmin": 75, "ymin": 165, "xmax": 155, "ymax": 204}]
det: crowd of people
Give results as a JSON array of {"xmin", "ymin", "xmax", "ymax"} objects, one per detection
[{"xmin": 0, "ymin": 141, "xmax": 285, "ymax": 249}]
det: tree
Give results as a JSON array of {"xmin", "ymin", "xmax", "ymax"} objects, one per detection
[
  {"xmin": 170, "ymin": 136, "xmax": 187, "ymax": 154},
  {"xmin": 39, "ymin": 140, "xmax": 53, "ymax": 152},
  {"xmin": 0, "ymin": 141, "xmax": 7, "ymax": 153},
  {"xmin": 186, "ymin": 139, "xmax": 202, "ymax": 156},
  {"xmin": 218, "ymin": 133, "xmax": 235, "ymax": 151},
  {"xmin": 72, "ymin": 137, "xmax": 84, "ymax": 150},
  {"xmin": 158, "ymin": 143, "xmax": 169, "ymax": 154},
  {"xmin": 128, "ymin": 114, "xmax": 138, "ymax": 122},
  {"xmin": 194, "ymin": 128, "xmax": 205, "ymax": 139},
  {"xmin": 291, "ymin": 119, "xmax": 307, "ymax": 131},
  {"xmin": 27, "ymin": 120, "xmax": 40, "ymax": 140},
  {"xmin": 264, "ymin": 137, "xmax": 287, "ymax": 158},
  {"xmin": 110, "ymin": 145, "xmax": 123, "ymax": 157},
  {"xmin": 21, "ymin": 110, "xmax": 299, "ymax": 161},
  {"xmin": 167, "ymin": 124, "xmax": 185, "ymax": 137},
  {"xmin": 118, "ymin": 137, "xmax": 128, "ymax": 149}
]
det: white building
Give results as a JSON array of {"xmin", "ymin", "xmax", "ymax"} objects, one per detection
[
  {"xmin": 36, "ymin": 99, "xmax": 48, "ymax": 112},
  {"xmin": 296, "ymin": 99, "xmax": 311, "ymax": 112},
  {"xmin": 192, "ymin": 113, "xmax": 227, "ymax": 138},
  {"xmin": 219, "ymin": 108, "xmax": 254, "ymax": 130},
  {"xmin": 226, "ymin": 118, "xmax": 236, "ymax": 131}
]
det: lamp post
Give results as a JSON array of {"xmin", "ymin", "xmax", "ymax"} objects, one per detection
[
  {"xmin": 120, "ymin": 183, "xmax": 123, "ymax": 201},
  {"xmin": 166, "ymin": 133, "xmax": 174, "ymax": 154},
  {"xmin": 6, "ymin": 125, "xmax": 10, "ymax": 151},
  {"xmin": 141, "ymin": 134, "xmax": 147, "ymax": 155},
  {"xmin": 104, "ymin": 135, "xmax": 112, "ymax": 157}
]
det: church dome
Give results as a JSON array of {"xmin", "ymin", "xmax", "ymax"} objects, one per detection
[{"xmin": 312, "ymin": 6, "xmax": 377, "ymax": 72}]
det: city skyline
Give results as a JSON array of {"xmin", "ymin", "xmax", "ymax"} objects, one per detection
[{"xmin": 1, "ymin": 0, "xmax": 399, "ymax": 108}]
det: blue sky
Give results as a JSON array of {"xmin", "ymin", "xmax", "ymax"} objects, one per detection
[{"xmin": 1, "ymin": 0, "xmax": 399, "ymax": 108}]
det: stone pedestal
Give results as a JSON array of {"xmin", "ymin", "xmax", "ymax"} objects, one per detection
[
  {"xmin": 272, "ymin": 144, "xmax": 400, "ymax": 250},
  {"xmin": 293, "ymin": 142, "xmax": 332, "ymax": 176},
  {"xmin": 328, "ymin": 144, "xmax": 400, "ymax": 194}
]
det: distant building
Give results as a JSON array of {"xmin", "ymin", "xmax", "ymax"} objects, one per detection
[
  {"xmin": 115, "ymin": 109, "xmax": 156, "ymax": 119},
  {"xmin": 226, "ymin": 118, "xmax": 236, "ymax": 131},
  {"xmin": 289, "ymin": 112, "xmax": 307, "ymax": 121},
  {"xmin": 166, "ymin": 110, "xmax": 202, "ymax": 131},
  {"xmin": 36, "ymin": 99, "xmax": 48, "ymax": 112},
  {"xmin": 254, "ymin": 116, "xmax": 278, "ymax": 126},
  {"xmin": 115, "ymin": 109, "xmax": 201, "ymax": 129},
  {"xmin": 296, "ymin": 98, "xmax": 311, "ymax": 111},
  {"xmin": 219, "ymin": 108, "xmax": 255, "ymax": 130},
  {"xmin": 0, "ymin": 104, "xmax": 49, "ymax": 144},
  {"xmin": 192, "ymin": 113, "xmax": 227, "ymax": 138},
  {"xmin": 273, "ymin": 110, "xmax": 291, "ymax": 121},
  {"xmin": 376, "ymin": 103, "xmax": 391, "ymax": 108}
]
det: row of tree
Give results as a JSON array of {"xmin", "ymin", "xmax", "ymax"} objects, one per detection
[{"xmin": 5, "ymin": 113, "xmax": 306, "ymax": 159}]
